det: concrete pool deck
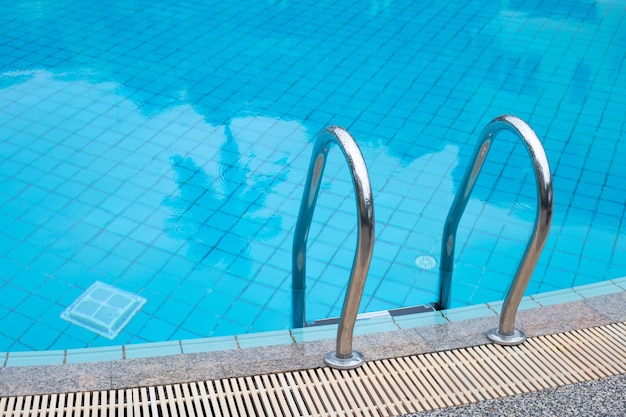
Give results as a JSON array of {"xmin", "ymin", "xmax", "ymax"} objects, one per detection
[
  {"xmin": 2, "ymin": 279, "xmax": 626, "ymax": 414},
  {"xmin": 403, "ymin": 373, "xmax": 626, "ymax": 416}
]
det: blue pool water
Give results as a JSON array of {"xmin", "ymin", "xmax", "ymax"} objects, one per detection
[{"xmin": 1, "ymin": 0, "xmax": 625, "ymax": 352}]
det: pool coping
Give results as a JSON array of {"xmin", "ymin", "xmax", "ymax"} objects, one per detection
[{"xmin": 1, "ymin": 277, "xmax": 626, "ymax": 396}]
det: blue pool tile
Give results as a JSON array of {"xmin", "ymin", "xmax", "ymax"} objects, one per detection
[
  {"xmin": 0, "ymin": 258, "xmax": 22, "ymax": 282},
  {"xmin": 114, "ymin": 182, "xmax": 145, "ymax": 201},
  {"xmin": 253, "ymin": 265, "xmax": 290, "ymax": 289},
  {"xmin": 471, "ymin": 285, "xmax": 512, "ymax": 306},
  {"xmin": 4, "ymin": 220, "xmax": 38, "ymax": 241},
  {"xmin": 19, "ymin": 206, "xmax": 53, "ymax": 226},
  {"xmin": 77, "ymin": 188, "xmax": 109, "ymax": 206},
  {"xmin": 183, "ymin": 306, "xmax": 220, "ymax": 334},
  {"xmin": 48, "ymin": 329, "xmax": 91, "ymax": 350},
  {"xmin": 107, "ymin": 217, "xmax": 141, "ymax": 236},
  {"xmin": 582, "ymin": 241, "xmax": 614, "ymax": 263},
  {"xmin": 11, "ymin": 269, "xmax": 48, "ymax": 292},
  {"xmin": 96, "ymin": 254, "xmax": 133, "ymax": 275},
  {"xmin": 447, "ymin": 279, "xmax": 478, "ymax": 308},
  {"xmin": 99, "ymin": 195, "xmax": 132, "ymax": 214},
  {"xmin": 573, "ymin": 272, "xmax": 607, "ymax": 287},
  {"xmin": 132, "ymin": 224, "xmax": 163, "ymax": 245},
  {"xmin": 30, "ymin": 253, "xmax": 69, "ymax": 274},
  {"xmin": 250, "ymin": 308, "xmax": 289, "ymax": 332},
  {"xmin": 118, "ymin": 310, "xmax": 151, "ymax": 335},
  {"xmin": 170, "ymin": 328, "xmax": 203, "ymax": 342},
  {"xmin": 55, "ymin": 181, "xmax": 87, "ymax": 199},
  {"xmin": 0, "ymin": 285, "xmax": 30, "ymax": 310},
  {"xmin": 156, "ymin": 299, "xmax": 194, "ymax": 327},
  {"xmin": 265, "ymin": 289, "xmax": 291, "ymax": 312},
  {"xmin": 459, "ymin": 247, "xmax": 491, "ymax": 268},
  {"xmin": 211, "ymin": 319, "xmax": 249, "ymax": 338},
  {"xmin": 195, "ymin": 291, "xmax": 232, "ymax": 317},
  {"xmin": 13, "ymin": 294, "xmax": 51, "ymax": 321},
  {"xmin": 152, "ymin": 236, "xmax": 187, "ymax": 256},
  {"xmin": 364, "ymin": 296, "xmax": 401, "ymax": 313},
  {"xmin": 0, "ymin": 323, "xmax": 12, "ymax": 347},
  {"xmin": 92, "ymin": 176, "xmax": 125, "ymax": 194},
  {"xmin": 213, "ymin": 276, "xmax": 249, "ymax": 299},
  {"xmin": 317, "ymin": 263, "xmax": 352, "ymax": 286},
  {"xmin": 136, "ymin": 246, "xmax": 171, "ymax": 270},
  {"xmin": 138, "ymin": 318, "xmax": 177, "ymax": 342},
  {"xmin": 557, "ymin": 236, "xmax": 586, "ymax": 255},
  {"xmin": 170, "ymin": 281, "xmax": 206, "ymax": 306},
  {"xmin": 490, "ymin": 249, "xmax": 526, "ymax": 276},
  {"xmin": 0, "ymin": 230, "xmax": 19, "ymax": 254},
  {"xmin": 73, "ymin": 246, "xmax": 109, "ymax": 266}
]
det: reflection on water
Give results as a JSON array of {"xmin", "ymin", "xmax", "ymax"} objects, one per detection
[
  {"xmin": 0, "ymin": 0, "xmax": 624, "ymax": 348},
  {"xmin": 508, "ymin": 0, "xmax": 597, "ymax": 20},
  {"xmin": 0, "ymin": 0, "xmax": 616, "ymax": 172},
  {"xmin": 162, "ymin": 122, "xmax": 284, "ymax": 275}
]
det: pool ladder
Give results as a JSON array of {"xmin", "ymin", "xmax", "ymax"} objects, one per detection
[
  {"xmin": 438, "ymin": 115, "xmax": 554, "ymax": 345},
  {"xmin": 292, "ymin": 115, "xmax": 553, "ymax": 371},
  {"xmin": 292, "ymin": 126, "xmax": 375, "ymax": 370}
]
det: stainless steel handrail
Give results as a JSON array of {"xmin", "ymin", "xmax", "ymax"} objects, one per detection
[
  {"xmin": 292, "ymin": 126, "xmax": 375, "ymax": 369},
  {"xmin": 438, "ymin": 115, "xmax": 553, "ymax": 345}
]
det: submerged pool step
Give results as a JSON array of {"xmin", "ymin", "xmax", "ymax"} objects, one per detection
[
  {"xmin": 3, "ymin": 322, "xmax": 626, "ymax": 416},
  {"xmin": 310, "ymin": 304, "xmax": 436, "ymax": 327}
]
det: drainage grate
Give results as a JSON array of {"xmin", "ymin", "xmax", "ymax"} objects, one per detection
[
  {"xmin": 3, "ymin": 322, "xmax": 626, "ymax": 416},
  {"xmin": 60, "ymin": 282, "xmax": 146, "ymax": 339}
]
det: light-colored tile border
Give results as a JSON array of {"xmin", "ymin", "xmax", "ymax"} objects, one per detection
[
  {"xmin": 2, "ymin": 282, "xmax": 626, "ymax": 397},
  {"xmin": 124, "ymin": 340, "xmax": 181, "ymax": 359},
  {"xmin": 2, "ymin": 277, "xmax": 625, "ymax": 369},
  {"xmin": 236, "ymin": 330, "xmax": 293, "ymax": 348},
  {"xmin": 5, "ymin": 349, "xmax": 66, "ymax": 367},
  {"xmin": 181, "ymin": 335, "xmax": 238, "ymax": 354},
  {"xmin": 66, "ymin": 346, "xmax": 123, "ymax": 364}
]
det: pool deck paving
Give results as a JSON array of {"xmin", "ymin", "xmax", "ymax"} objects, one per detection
[{"xmin": 403, "ymin": 373, "xmax": 626, "ymax": 417}]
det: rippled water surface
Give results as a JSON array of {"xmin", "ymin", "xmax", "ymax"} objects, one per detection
[{"xmin": 0, "ymin": 0, "xmax": 625, "ymax": 351}]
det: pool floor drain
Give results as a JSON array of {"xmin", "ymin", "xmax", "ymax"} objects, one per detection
[
  {"xmin": 415, "ymin": 255, "xmax": 437, "ymax": 270},
  {"xmin": 61, "ymin": 281, "xmax": 146, "ymax": 339}
]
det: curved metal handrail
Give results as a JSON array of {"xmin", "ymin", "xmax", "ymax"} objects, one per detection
[
  {"xmin": 292, "ymin": 126, "xmax": 375, "ymax": 369},
  {"xmin": 438, "ymin": 115, "xmax": 553, "ymax": 345}
]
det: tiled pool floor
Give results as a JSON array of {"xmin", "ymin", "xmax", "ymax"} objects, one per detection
[
  {"xmin": 2, "ymin": 0, "xmax": 626, "ymax": 353},
  {"xmin": 2, "ymin": 278, "xmax": 626, "ymax": 397}
]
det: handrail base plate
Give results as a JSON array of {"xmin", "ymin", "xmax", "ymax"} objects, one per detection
[
  {"xmin": 324, "ymin": 350, "xmax": 365, "ymax": 370},
  {"xmin": 486, "ymin": 328, "xmax": 527, "ymax": 346}
]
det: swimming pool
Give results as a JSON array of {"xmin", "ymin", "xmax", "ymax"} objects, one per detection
[{"xmin": 1, "ymin": 0, "xmax": 624, "ymax": 352}]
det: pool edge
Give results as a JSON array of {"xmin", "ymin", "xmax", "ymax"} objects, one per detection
[{"xmin": 1, "ymin": 278, "xmax": 626, "ymax": 396}]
